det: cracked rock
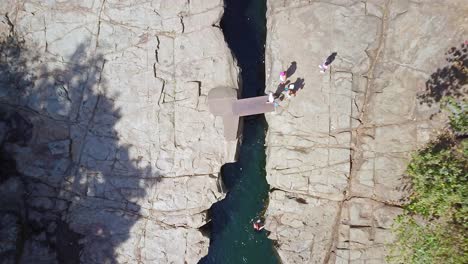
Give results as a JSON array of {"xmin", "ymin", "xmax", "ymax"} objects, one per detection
[{"xmin": 264, "ymin": 0, "xmax": 466, "ymax": 263}]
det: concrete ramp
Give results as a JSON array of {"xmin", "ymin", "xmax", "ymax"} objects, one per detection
[
  {"xmin": 207, "ymin": 88, "xmax": 274, "ymax": 140},
  {"xmin": 233, "ymin": 96, "xmax": 274, "ymax": 117},
  {"xmin": 207, "ymin": 87, "xmax": 238, "ymax": 116},
  {"xmin": 222, "ymin": 115, "xmax": 239, "ymax": 141}
]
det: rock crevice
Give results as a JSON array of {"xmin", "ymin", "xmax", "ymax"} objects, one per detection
[{"xmin": 0, "ymin": 0, "xmax": 238, "ymax": 263}]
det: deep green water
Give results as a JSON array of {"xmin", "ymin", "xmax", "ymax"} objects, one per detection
[{"xmin": 199, "ymin": 0, "xmax": 280, "ymax": 263}]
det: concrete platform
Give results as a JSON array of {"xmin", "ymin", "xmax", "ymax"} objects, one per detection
[{"xmin": 208, "ymin": 88, "xmax": 275, "ymax": 140}]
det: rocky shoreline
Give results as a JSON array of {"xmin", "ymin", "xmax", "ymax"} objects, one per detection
[
  {"xmin": 0, "ymin": 0, "xmax": 238, "ymax": 263},
  {"xmin": 263, "ymin": 0, "xmax": 466, "ymax": 263},
  {"xmin": 0, "ymin": 0, "xmax": 466, "ymax": 263}
]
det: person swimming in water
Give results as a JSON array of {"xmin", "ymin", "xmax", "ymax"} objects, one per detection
[{"xmin": 253, "ymin": 219, "xmax": 265, "ymax": 231}]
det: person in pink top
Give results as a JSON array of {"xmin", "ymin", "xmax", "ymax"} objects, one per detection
[
  {"xmin": 279, "ymin": 71, "xmax": 287, "ymax": 84},
  {"xmin": 319, "ymin": 52, "xmax": 337, "ymax": 73}
]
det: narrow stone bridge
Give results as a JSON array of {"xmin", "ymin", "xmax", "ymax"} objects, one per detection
[{"xmin": 207, "ymin": 87, "xmax": 275, "ymax": 140}]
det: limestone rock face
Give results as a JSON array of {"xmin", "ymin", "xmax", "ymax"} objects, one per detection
[
  {"xmin": 0, "ymin": 0, "xmax": 237, "ymax": 263},
  {"xmin": 264, "ymin": 0, "xmax": 467, "ymax": 263}
]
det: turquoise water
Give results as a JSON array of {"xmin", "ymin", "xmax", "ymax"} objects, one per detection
[{"xmin": 199, "ymin": 0, "xmax": 280, "ymax": 263}]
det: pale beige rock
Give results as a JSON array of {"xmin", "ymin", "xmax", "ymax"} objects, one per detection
[
  {"xmin": 265, "ymin": 0, "xmax": 467, "ymax": 263},
  {"xmin": 266, "ymin": 190, "xmax": 340, "ymax": 263},
  {"xmin": 0, "ymin": 0, "xmax": 237, "ymax": 263}
]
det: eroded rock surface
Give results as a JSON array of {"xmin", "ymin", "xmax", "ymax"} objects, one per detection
[
  {"xmin": 264, "ymin": 0, "xmax": 467, "ymax": 263},
  {"xmin": 0, "ymin": 0, "xmax": 237, "ymax": 263}
]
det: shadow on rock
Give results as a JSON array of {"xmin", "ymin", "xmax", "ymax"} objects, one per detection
[
  {"xmin": 0, "ymin": 24, "xmax": 157, "ymax": 263},
  {"xmin": 286, "ymin": 61, "xmax": 297, "ymax": 78},
  {"xmin": 418, "ymin": 42, "xmax": 468, "ymax": 106},
  {"xmin": 273, "ymin": 77, "xmax": 306, "ymax": 100},
  {"xmin": 289, "ymin": 77, "xmax": 305, "ymax": 96}
]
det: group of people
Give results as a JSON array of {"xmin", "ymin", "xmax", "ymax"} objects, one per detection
[
  {"xmin": 267, "ymin": 52, "xmax": 338, "ymax": 107},
  {"xmin": 259, "ymin": 53, "xmax": 338, "ymax": 231},
  {"xmin": 266, "ymin": 72, "xmax": 297, "ymax": 107}
]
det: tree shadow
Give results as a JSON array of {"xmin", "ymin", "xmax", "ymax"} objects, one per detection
[
  {"xmin": 418, "ymin": 42, "xmax": 467, "ymax": 106},
  {"xmin": 0, "ymin": 25, "xmax": 157, "ymax": 263}
]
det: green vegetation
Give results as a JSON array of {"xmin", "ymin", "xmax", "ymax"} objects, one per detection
[
  {"xmin": 387, "ymin": 99, "xmax": 467, "ymax": 264},
  {"xmin": 444, "ymin": 98, "xmax": 468, "ymax": 135}
]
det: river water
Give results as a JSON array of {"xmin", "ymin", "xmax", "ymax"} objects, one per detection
[{"xmin": 199, "ymin": 0, "xmax": 280, "ymax": 263}]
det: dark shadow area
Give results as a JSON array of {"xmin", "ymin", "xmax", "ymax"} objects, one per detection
[
  {"xmin": 325, "ymin": 52, "xmax": 337, "ymax": 66},
  {"xmin": 219, "ymin": 162, "xmax": 239, "ymax": 190},
  {"xmin": 219, "ymin": 0, "xmax": 265, "ymax": 97},
  {"xmin": 274, "ymin": 80, "xmax": 290, "ymax": 97},
  {"xmin": 418, "ymin": 42, "xmax": 467, "ymax": 106},
  {"xmin": 289, "ymin": 77, "xmax": 306, "ymax": 96},
  {"xmin": 273, "ymin": 62, "xmax": 299, "ymax": 97},
  {"xmin": 0, "ymin": 148, "xmax": 16, "ymax": 184},
  {"xmin": 0, "ymin": 23, "xmax": 155, "ymax": 263},
  {"xmin": 198, "ymin": 217, "xmax": 213, "ymax": 239},
  {"xmin": 286, "ymin": 61, "xmax": 297, "ymax": 78},
  {"xmin": 200, "ymin": 0, "xmax": 280, "ymax": 263},
  {"xmin": 0, "ymin": 18, "xmax": 37, "ymax": 92},
  {"xmin": 55, "ymin": 220, "xmax": 83, "ymax": 264},
  {"xmin": 273, "ymin": 77, "xmax": 305, "ymax": 101}
]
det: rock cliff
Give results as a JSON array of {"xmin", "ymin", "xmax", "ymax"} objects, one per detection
[
  {"xmin": 264, "ymin": 0, "xmax": 467, "ymax": 263},
  {"xmin": 0, "ymin": 0, "xmax": 238, "ymax": 263}
]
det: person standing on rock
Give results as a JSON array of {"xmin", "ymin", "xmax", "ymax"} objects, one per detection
[
  {"xmin": 319, "ymin": 52, "xmax": 338, "ymax": 73},
  {"xmin": 279, "ymin": 71, "xmax": 287, "ymax": 84},
  {"xmin": 267, "ymin": 91, "xmax": 276, "ymax": 103},
  {"xmin": 267, "ymin": 91, "xmax": 281, "ymax": 108},
  {"xmin": 280, "ymin": 83, "xmax": 296, "ymax": 100}
]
